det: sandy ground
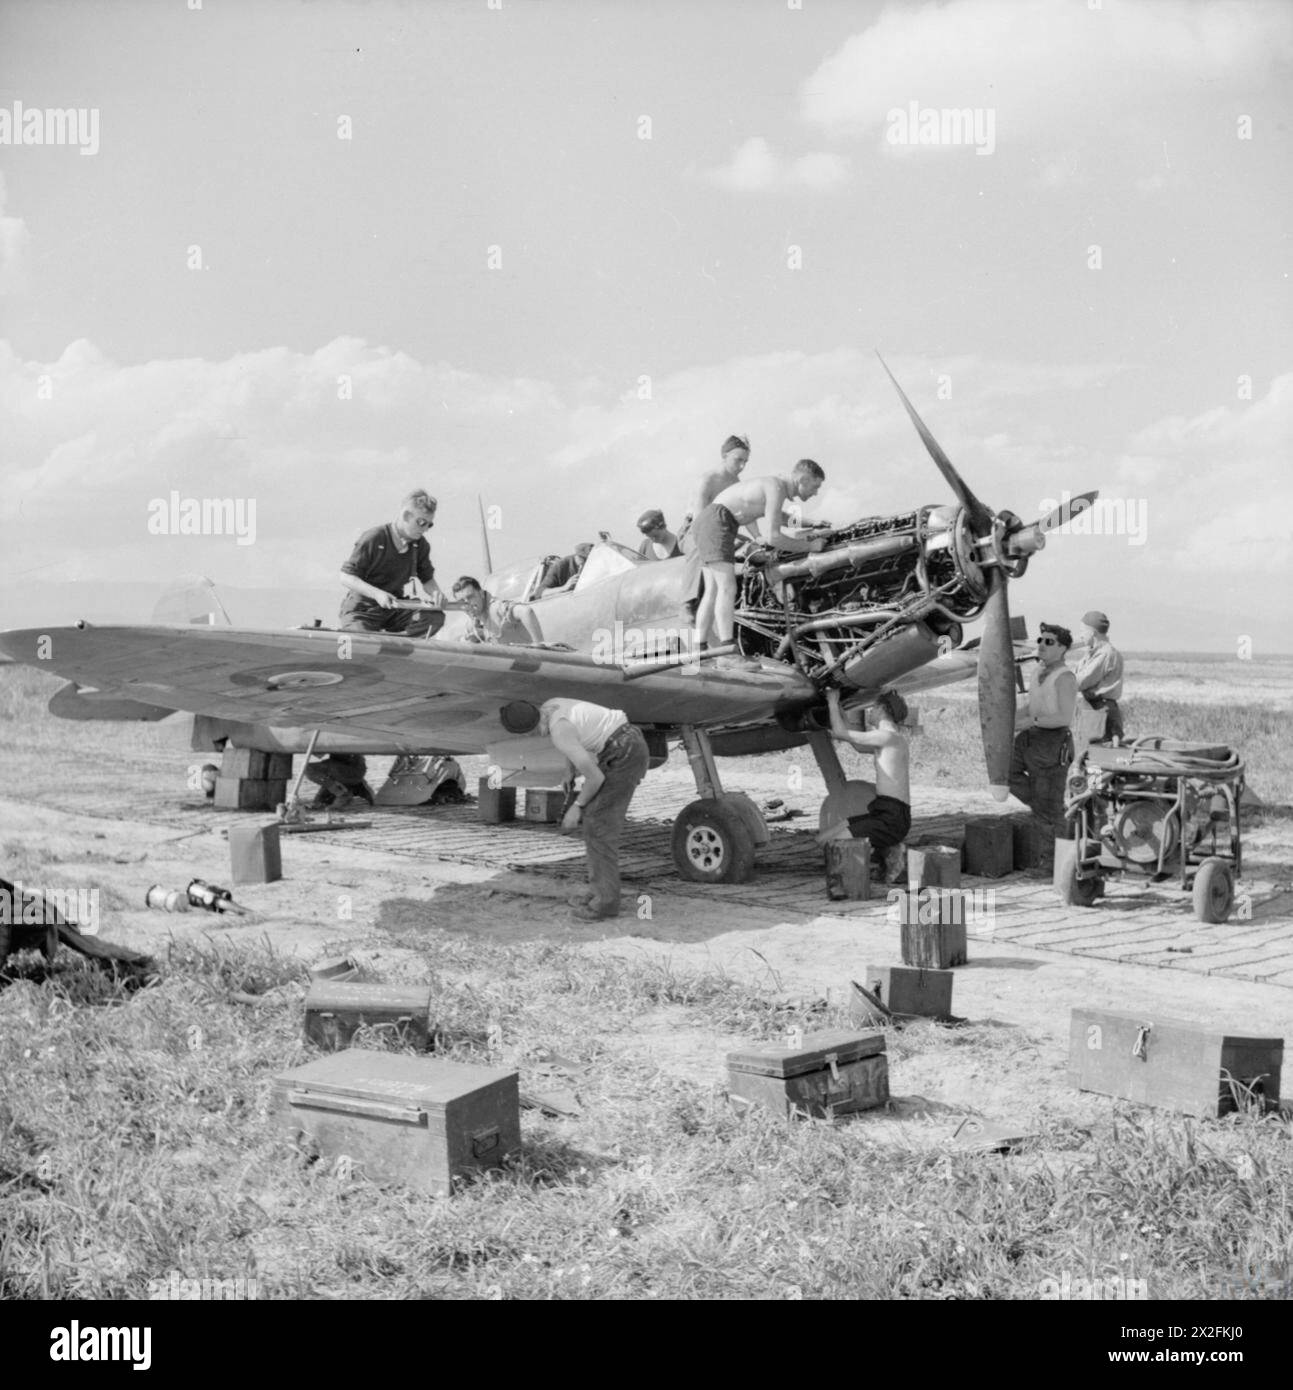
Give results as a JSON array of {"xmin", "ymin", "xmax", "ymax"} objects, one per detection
[{"xmin": 5, "ymin": 746, "xmax": 1290, "ymax": 1143}]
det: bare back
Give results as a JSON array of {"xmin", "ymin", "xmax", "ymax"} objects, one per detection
[{"xmin": 712, "ymin": 475, "xmax": 785, "ymax": 527}]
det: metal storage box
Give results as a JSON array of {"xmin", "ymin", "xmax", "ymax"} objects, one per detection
[
  {"xmin": 727, "ymin": 1030, "xmax": 888, "ymax": 1119},
  {"xmin": 1069, "ymin": 1008, "xmax": 1283, "ymax": 1118},
  {"xmin": 304, "ymin": 981, "xmax": 434, "ymax": 1051},
  {"xmin": 272, "ymin": 1049, "xmax": 521, "ymax": 1193}
]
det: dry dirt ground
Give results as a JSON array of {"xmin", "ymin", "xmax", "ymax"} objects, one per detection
[{"xmin": 4, "ymin": 735, "xmax": 1291, "ymax": 1141}]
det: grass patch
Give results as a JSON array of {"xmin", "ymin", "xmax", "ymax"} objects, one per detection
[{"xmin": 2, "ymin": 937, "xmax": 1289, "ymax": 1300}]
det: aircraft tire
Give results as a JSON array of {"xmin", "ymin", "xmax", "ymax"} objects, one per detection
[{"xmin": 672, "ymin": 799, "xmax": 758, "ymax": 884}]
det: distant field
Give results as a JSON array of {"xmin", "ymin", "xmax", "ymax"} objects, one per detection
[{"xmin": 2, "ymin": 655, "xmax": 1290, "ymax": 807}]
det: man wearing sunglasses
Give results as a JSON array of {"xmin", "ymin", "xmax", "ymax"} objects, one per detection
[
  {"xmin": 338, "ymin": 489, "xmax": 456, "ymax": 637},
  {"xmin": 1009, "ymin": 622, "xmax": 1079, "ymax": 866}
]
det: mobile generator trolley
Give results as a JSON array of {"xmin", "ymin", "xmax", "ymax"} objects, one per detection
[{"xmin": 1056, "ymin": 737, "xmax": 1244, "ymax": 922}]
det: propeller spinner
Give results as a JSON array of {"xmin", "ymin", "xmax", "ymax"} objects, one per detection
[{"xmin": 876, "ymin": 354, "xmax": 1096, "ymax": 800}]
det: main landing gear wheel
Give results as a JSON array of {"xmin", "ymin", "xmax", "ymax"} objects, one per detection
[
  {"xmin": 1193, "ymin": 857, "xmax": 1234, "ymax": 924},
  {"xmin": 672, "ymin": 799, "xmax": 758, "ymax": 884}
]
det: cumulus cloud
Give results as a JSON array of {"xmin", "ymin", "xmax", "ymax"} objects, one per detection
[
  {"xmin": 801, "ymin": 0, "xmax": 1292, "ymax": 159},
  {"xmin": 701, "ymin": 137, "xmax": 850, "ymax": 193}
]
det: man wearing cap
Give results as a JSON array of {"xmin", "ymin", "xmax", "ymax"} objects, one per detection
[
  {"xmin": 1075, "ymin": 610, "xmax": 1125, "ymax": 743},
  {"xmin": 339, "ymin": 489, "xmax": 457, "ymax": 638},
  {"xmin": 636, "ymin": 510, "xmax": 682, "ymax": 561},
  {"xmin": 679, "ymin": 434, "xmax": 752, "ymax": 551},
  {"xmin": 538, "ymin": 698, "xmax": 650, "ymax": 921},
  {"xmin": 536, "ymin": 542, "xmax": 594, "ymax": 597},
  {"xmin": 1009, "ymin": 622, "xmax": 1079, "ymax": 864}
]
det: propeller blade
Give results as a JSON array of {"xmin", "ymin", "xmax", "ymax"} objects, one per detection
[
  {"xmin": 978, "ymin": 567, "xmax": 1016, "ymax": 801},
  {"xmin": 1033, "ymin": 491, "xmax": 1098, "ymax": 534},
  {"xmin": 876, "ymin": 351, "xmax": 993, "ymax": 530}
]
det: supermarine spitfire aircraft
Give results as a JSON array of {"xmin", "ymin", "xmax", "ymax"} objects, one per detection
[{"xmin": 0, "ymin": 359, "xmax": 1094, "ymax": 885}]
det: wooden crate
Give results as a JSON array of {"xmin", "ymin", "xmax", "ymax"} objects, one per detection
[
  {"xmin": 523, "ymin": 789, "xmax": 565, "ymax": 823},
  {"xmin": 907, "ymin": 844, "xmax": 962, "ymax": 891},
  {"xmin": 221, "ymin": 747, "xmax": 293, "ymax": 780},
  {"xmin": 214, "ymin": 776, "xmax": 288, "ymax": 811},
  {"xmin": 228, "ymin": 822, "xmax": 282, "ymax": 884},
  {"xmin": 477, "ymin": 778, "xmax": 515, "ymax": 824},
  {"xmin": 865, "ymin": 964, "xmax": 953, "ymax": 1020},
  {"xmin": 899, "ymin": 895, "xmax": 968, "ymax": 968},
  {"xmin": 727, "ymin": 1030, "xmax": 888, "ymax": 1119},
  {"xmin": 304, "ymin": 981, "xmax": 434, "ymax": 1051},
  {"xmin": 825, "ymin": 839, "xmax": 871, "ymax": 900},
  {"xmin": 963, "ymin": 818, "xmax": 1013, "ymax": 877},
  {"xmin": 272, "ymin": 1050, "xmax": 520, "ymax": 1194},
  {"xmin": 1069, "ymin": 1008, "xmax": 1283, "ymax": 1118}
]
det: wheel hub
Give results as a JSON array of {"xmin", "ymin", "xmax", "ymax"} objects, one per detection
[{"xmin": 685, "ymin": 825, "xmax": 725, "ymax": 873}]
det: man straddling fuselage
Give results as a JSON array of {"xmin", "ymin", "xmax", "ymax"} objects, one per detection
[{"xmin": 338, "ymin": 489, "xmax": 460, "ymax": 637}]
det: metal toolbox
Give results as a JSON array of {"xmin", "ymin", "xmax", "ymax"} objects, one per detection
[
  {"xmin": 304, "ymin": 981, "xmax": 434, "ymax": 1051},
  {"xmin": 727, "ymin": 1029, "xmax": 888, "ymax": 1119},
  {"xmin": 1069, "ymin": 1008, "xmax": 1283, "ymax": 1118},
  {"xmin": 272, "ymin": 1049, "xmax": 521, "ymax": 1194}
]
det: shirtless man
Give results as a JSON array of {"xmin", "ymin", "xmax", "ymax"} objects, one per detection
[
  {"xmin": 826, "ymin": 687, "xmax": 912, "ymax": 882},
  {"xmin": 692, "ymin": 458, "xmax": 826, "ymax": 667},
  {"xmin": 679, "ymin": 434, "xmax": 750, "ymax": 550}
]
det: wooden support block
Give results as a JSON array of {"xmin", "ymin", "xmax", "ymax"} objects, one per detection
[
  {"xmin": 523, "ymin": 789, "xmax": 565, "ymax": 823},
  {"xmin": 865, "ymin": 964, "xmax": 954, "ymax": 1020},
  {"xmin": 825, "ymin": 838, "xmax": 871, "ymax": 900},
  {"xmin": 477, "ymin": 777, "xmax": 516, "ymax": 824},
  {"xmin": 1010, "ymin": 815, "xmax": 1046, "ymax": 869},
  {"xmin": 900, "ymin": 894, "xmax": 969, "ymax": 968},
  {"xmin": 214, "ymin": 776, "xmax": 286, "ymax": 811},
  {"xmin": 962, "ymin": 818, "xmax": 1013, "ymax": 877},
  {"xmin": 221, "ymin": 747, "xmax": 271, "ymax": 779},
  {"xmin": 265, "ymin": 752, "xmax": 293, "ymax": 781},
  {"xmin": 228, "ymin": 822, "xmax": 282, "ymax": 884},
  {"xmin": 907, "ymin": 843, "xmax": 962, "ymax": 891}
]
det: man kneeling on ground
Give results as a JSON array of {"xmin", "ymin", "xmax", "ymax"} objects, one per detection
[{"xmin": 826, "ymin": 687, "xmax": 912, "ymax": 883}]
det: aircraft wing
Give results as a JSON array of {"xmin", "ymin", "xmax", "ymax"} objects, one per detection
[{"xmin": 0, "ymin": 625, "xmax": 818, "ymax": 753}]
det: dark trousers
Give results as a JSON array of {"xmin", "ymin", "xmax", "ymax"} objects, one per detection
[
  {"xmin": 846, "ymin": 795, "xmax": 912, "ymax": 855},
  {"xmin": 582, "ymin": 726, "xmax": 650, "ymax": 916},
  {"xmin": 304, "ymin": 754, "xmax": 368, "ymax": 795},
  {"xmin": 340, "ymin": 605, "xmax": 444, "ymax": 639},
  {"xmin": 1009, "ymin": 726, "xmax": 1073, "ymax": 844}
]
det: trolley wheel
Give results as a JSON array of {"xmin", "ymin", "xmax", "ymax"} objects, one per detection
[
  {"xmin": 1056, "ymin": 846, "xmax": 1102, "ymax": 908},
  {"xmin": 1193, "ymin": 857, "xmax": 1234, "ymax": 924}
]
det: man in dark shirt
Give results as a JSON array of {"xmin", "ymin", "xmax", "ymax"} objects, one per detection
[
  {"xmin": 635, "ymin": 509, "xmax": 682, "ymax": 561},
  {"xmin": 535, "ymin": 542, "xmax": 594, "ymax": 597},
  {"xmin": 338, "ymin": 490, "xmax": 456, "ymax": 637}
]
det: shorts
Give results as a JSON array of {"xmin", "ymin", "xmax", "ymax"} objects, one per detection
[
  {"xmin": 692, "ymin": 503, "xmax": 739, "ymax": 565},
  {"xmin": 846, "ymin": 794, "xmax": 912, "ymax": 856}
]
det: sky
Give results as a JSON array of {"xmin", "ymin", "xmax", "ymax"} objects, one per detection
[{"xmin": 1, "ymin": 0, "xmax": 1291, "ymax": 651}]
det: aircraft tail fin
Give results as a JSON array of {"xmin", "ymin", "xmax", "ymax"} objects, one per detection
[{"xmin": 152, "ymin": 574, "xmax": 232, "ymax": 626}]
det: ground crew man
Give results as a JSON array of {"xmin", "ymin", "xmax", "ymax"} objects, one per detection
[
  {"xmin": 1075, "ymin": 609, "xmax": 1125, "ymax": 742},
  {"xmin": 679, "ymin": 434, "xmax": 751, "ymax": 550},
  {"xmin": 635, "ymin": 509, "xmax": 682, "ymax": 560},
  {"xmin": 539, "ymin": 698, "xmax": 650, "ymax": 921},
  {"xmin": 535, "ymin": 542, "xmax": 594, "ymax": 597},
  {"xmin": 339, "ymin": 489, "xmax": 458, "ymax": 637},
  {"xmin": 826, "ymin": 687, "xmax": 912, "ymax": 883},
  {"xmin": 1009, "ymin": 622, "xmax": 1078, "ymax": 865},
  {"xmin": 693, "ymin": 459, "xmax": 826, "ymax": 667}
]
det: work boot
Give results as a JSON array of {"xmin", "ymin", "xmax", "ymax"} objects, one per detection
[
  {"xmin": 570, "ymin": 902, "xmax": 619, "ymax": 922},
  {"xmin": 354, "ymin": 781, "xmax": 376, "ymax": 806},
  {"xmin": 329, "ymin": 787, "xmax": 355, "ymax": 811},
  {"xmin": 311, "ymin": 788, "xmax": 336, "ymax": 808}
]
